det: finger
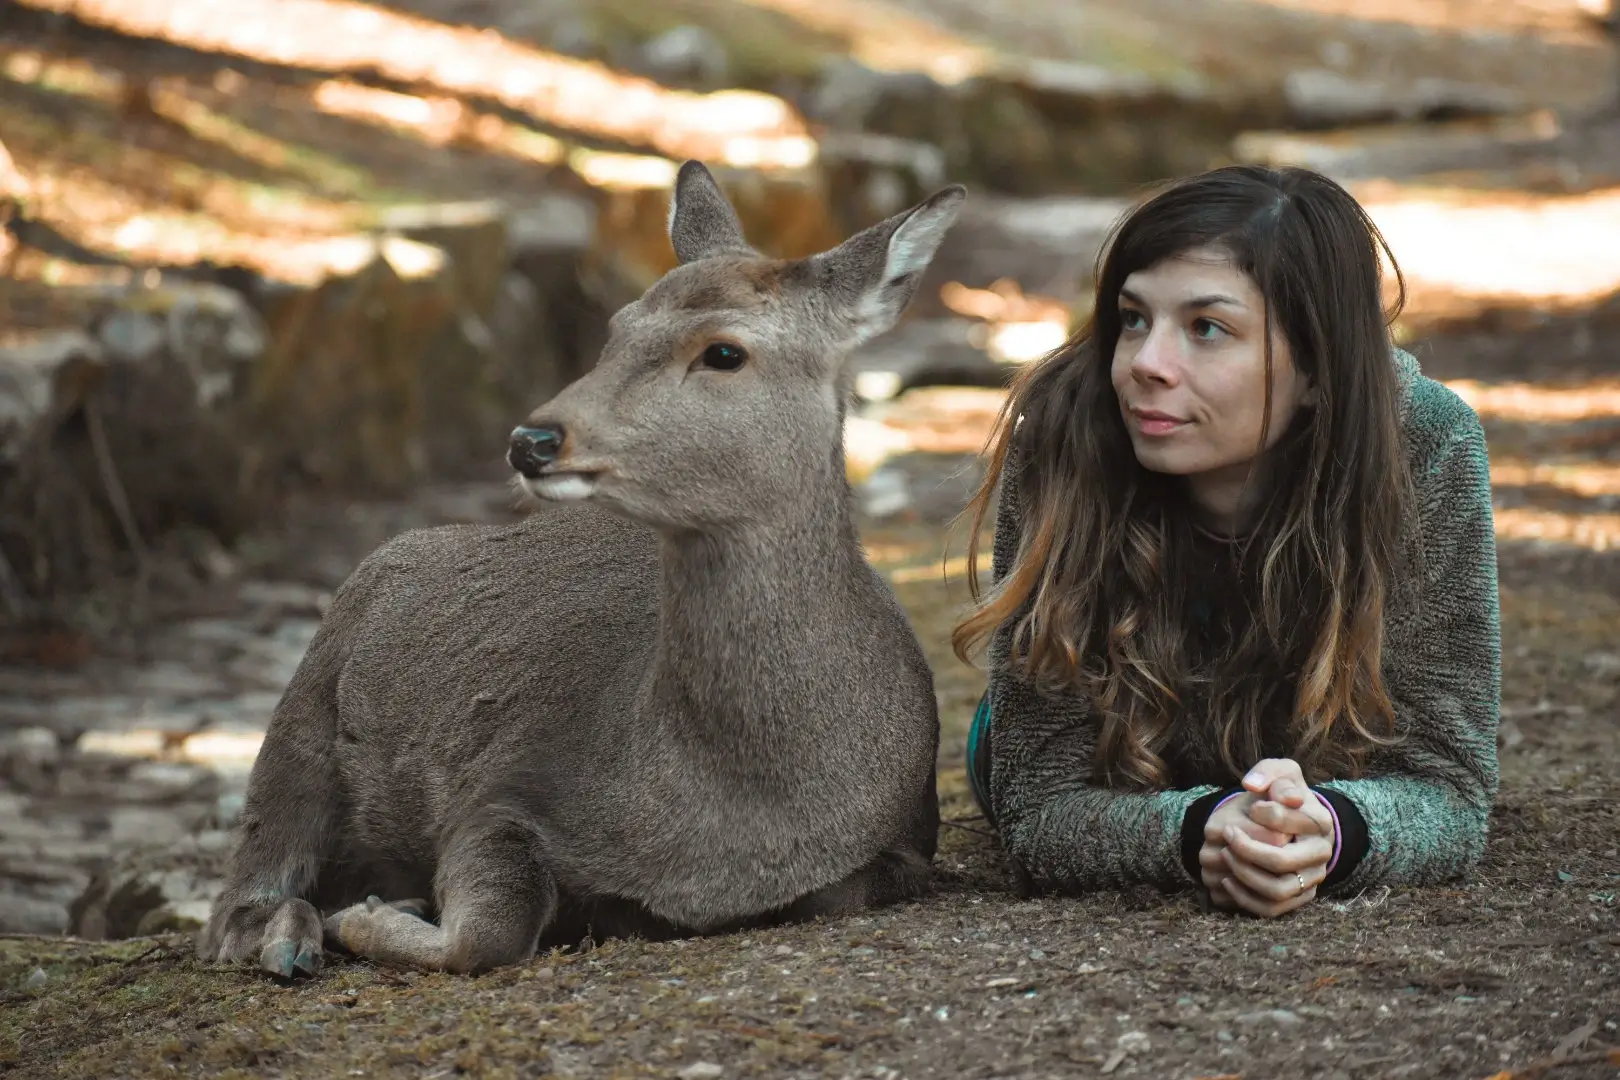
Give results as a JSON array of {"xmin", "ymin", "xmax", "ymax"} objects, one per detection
[
  {"xmin": 1232, "ymin": 817, "xmax": 1292, "ymax": 847},
  {"xmin": 1242, "ymin": 757, "xmax": 1305, "ymax": 794},
  {"xmin": 1224, "ymin": 827, "xmax": 1332, "ymax": 874},
  {"xmin": 1249, "ymin": 797, "xmax": 1331, "ymax": 837},
  {"xmin": 1221, "ymin": 873, "xmax": 1316, "ymax": 919},
  {"xmin": 1199, "ymin": 843, "xmax": 1228, "ymax": 870},
  {"xmin": 1223, "ymin": 846, "xmax": 1325, "ymax": 902},
  {"xmin": 1203, "ymin": 872, "xmax": 1237, "ymax": 910},
  {"xmin": 1267, "ymin": 777, "xmax": 1308, "ymax": 809}
]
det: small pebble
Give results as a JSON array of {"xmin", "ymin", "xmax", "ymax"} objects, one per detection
[
  {"xmin": 677, "ymin": 1064, "xmax": 724, "ymax": 1080},
  {"xmin": 1236, "ymin": 1008, "xmax": 1302, "ymax": 1027},
  {"xmin": 1116, "ymin": 1031, "xmax": 1150, "ymax": 1053},
  {"xmin": 774, "ymin": 945, "xmax": 793, "ymax": 957}
]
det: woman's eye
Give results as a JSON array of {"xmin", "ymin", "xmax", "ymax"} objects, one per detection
[
  {"xmin": 1120, "ymin": 309, "xmax": 1146, "ymax": 331},
  {"xmin": 700, "ymin": 343, "xmax": 748, "ymax": 371},
  {"xmin": 1191, "ymin": 318, "xmax": 1226, "ymax": 341}
]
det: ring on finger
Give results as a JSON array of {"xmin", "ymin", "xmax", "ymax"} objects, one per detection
[{"xmin": 1296, "ymin": 872, "xmax": 1306, "ymax": 894}]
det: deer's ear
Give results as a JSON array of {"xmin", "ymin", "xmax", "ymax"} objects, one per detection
[
  {"xmin": 667, "ymin": 160, "xmax": 751, "ymax": 264},
  {"xmin": 809, "ymin": 184, "xmax": 966, "ymax": 346}
]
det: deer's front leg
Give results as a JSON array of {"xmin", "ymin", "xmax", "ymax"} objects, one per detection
[{"xmin": 324, "ymin": 820, "xmax": 557, "ymax": 974}]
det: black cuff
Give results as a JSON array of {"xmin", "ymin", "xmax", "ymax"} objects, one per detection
[
  {"xmin": 1316, "ymin": 788, "xmax": 1369, "ymax": 888},
  {"xmin": 1180, "ymin": 787, "xmax": 1242, "ymax": 883}
]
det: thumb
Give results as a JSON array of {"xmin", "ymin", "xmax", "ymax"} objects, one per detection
[{"xmin": 1242, "ymin": 757, "xmax": 1305, "ymax": 795}]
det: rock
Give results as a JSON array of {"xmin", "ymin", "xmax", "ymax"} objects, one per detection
[
  {"xmin": 97, "ymin": 309, "xmax": 165, "ymax": 365},
  {"xmin": 24, "ymin": 967, "xmax": 47, "ymax": 990},
  {"xmin": 1116, "ymin": 1030, "xmax": 1151, "ymax": 1053},
  {"xmin": 638, "ymin": 25, "xmax": 731, "ymax": 89},
  {"xmin": 68, "ymin": 841, "xmax": 228, "ymax": 940},
  {"xmin": 1282, "ymin": 69, "xmax": 1527, "ymax": 128},
  {"xmin": 1235, "ymin": 1008, "xmax": 1304, "ymax": 1027},
  {"xmin": 251, "ymin": 237, "xmax": 459, "ymax": 489},
  {"xmin": 0, "ymin": 330, "xmax": 106, "ymax": 459},
  {"xmin": 0, "ymin": 726, "xmax": 61, "ymax": 764},
  {"xmin": 1233, "ymin": 112, "xmax": 1564, "ymax": 182},
  {"xmin": 212, "ymin": 793, "xmax": 245, "ymax": 830},
  {"xmin": 677, "ymin": 1064, "xmax": 725, "ymax": 1080},
  {"xmin": 0, "ymin": 891, "xmax": 69, "ymax": 934},
  {"xmin": 847, "ymin": 320, "xmax": 1010, "ymax": 404},
  {"xmin": 110, "ymin": 282, "xmax": 266, "ymax": 407},
  {"xmin": 911, "ymin": 195, "xmax": 1128, "ymax": 324}
]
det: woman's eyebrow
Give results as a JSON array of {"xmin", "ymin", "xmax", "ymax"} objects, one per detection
[{"xmin": 1119, "ymin": 286, "xmax": 1246, "ymax": 311}]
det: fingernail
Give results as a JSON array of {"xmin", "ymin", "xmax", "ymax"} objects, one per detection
[
  {"xmin": 1243, "ymin": 771, "xmax": 1263, "ymax": 787},
  {"xmin": 1224, "ymin": 826, "xmax": 1238, "ymax": 842}
]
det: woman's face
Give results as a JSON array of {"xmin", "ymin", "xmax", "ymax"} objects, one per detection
[{"xmin": 1109, "ymin": 245, "xmax": 1313, "ymax": 529}]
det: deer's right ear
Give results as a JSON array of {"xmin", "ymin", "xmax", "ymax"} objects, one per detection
[
  {"xmin": 667, "ymin": 160, "xmax": 751, "ymax": 264},
  {"xmin": 810, "ymin": 184, "xmax": 967, "ymax": 347}
]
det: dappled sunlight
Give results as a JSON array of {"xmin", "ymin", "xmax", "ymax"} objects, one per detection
[
  {"xmin": 1236, "ymin": 0, "xmax": 1595, "ymax": 37},
  {"xmin": 1495, "ymin": 506, "xmax": 1620, "ymax": 552},
  {"xmin": 723, "ymin": 0, "xmax": 991, "ymax": 81},
  {"xmin": 5, "ymin": 151, "xmax": 441, "ymax": 284},
  {"xmin": 1446, "ymin": 380, "xmax": 1620, "ymax": 423},
  {"xmin": 940, "ymin": 279, "xmax": 1073, "ymax": 364},
  {"xmin": 16, "ymin": 0, "xmax": 818, "ymax": 170},
  {"xmin": 1359, "ymin": 185, "xmax": 1620, "ymax": 308},
  {"xmin": 77, "ymin": 729, "xmax": 263, "ymax": 775},
  {"xmin": 2, "ymin": 48, "xmax": 124, "ymax": 104},
  {"xmin": 309, "ymin": 76, "xmax": 698, "ymax": 187},
  {"xmin": 1490, "ymin": 458, "xmax": 1620, "ymax": 499}
]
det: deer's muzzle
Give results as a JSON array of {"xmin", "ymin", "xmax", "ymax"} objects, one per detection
[{"xmin": 508, "ymin": 425, "xmax": 564, "ymax": 478}]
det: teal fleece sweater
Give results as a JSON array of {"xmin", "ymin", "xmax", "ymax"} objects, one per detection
[{"xmin": 977, "ymin": 348, "xmax": 1502, "ymax": 897}]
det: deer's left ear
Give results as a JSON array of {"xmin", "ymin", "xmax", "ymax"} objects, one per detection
[
  {"xmin": 667, "ymin": 160, "xmax": 753, "ymax": 264},
  {"xmin": 806, "ymin": 184, "xmax": 967, "ymax": 346}
]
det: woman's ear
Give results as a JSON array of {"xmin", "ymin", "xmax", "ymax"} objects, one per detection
[{"xmin": 1299, "ymin": 382, "xmax": 1321, "ymax": 408}]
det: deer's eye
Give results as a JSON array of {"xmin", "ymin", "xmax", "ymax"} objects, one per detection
[{"xmin": 699, "ymin": 342, "xmax": 748, "ymax": 371}]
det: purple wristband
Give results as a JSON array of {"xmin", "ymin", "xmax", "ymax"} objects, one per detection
[{"xmin": 1313, "ymin": 789, "xmax": 1342, "ymax": 874}]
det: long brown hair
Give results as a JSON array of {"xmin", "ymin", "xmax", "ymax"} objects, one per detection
[{"xmin": 952, "ymin": 164, "xmax": 1413, "ymax": 788}]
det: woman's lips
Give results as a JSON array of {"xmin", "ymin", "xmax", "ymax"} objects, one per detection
[{"xmin": 1129, "ymin": 408, "xmax": 1188, "ymax": 436}]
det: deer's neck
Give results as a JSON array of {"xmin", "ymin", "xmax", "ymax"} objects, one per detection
[{"xmin": 645, "ymin": 494, "xmax": 865, "ymax": 747}]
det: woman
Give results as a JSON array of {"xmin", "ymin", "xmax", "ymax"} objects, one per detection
[{"xmin": 955, "ymin": 164, "xmax": 1500, "ymax": 918}]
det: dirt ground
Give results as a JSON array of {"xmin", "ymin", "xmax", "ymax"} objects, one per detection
[{"xmin": 2, "ymin": 303, "xmax": 1618, "ymax": 1079}]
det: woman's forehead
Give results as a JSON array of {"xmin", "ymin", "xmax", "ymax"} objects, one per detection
[{"xmin": 1120, "ymin": 248, "xmax": 1260, "ymax": 306}]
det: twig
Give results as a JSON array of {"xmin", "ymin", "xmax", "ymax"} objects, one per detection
[
  {"xmin": 1550, "ymin": 1019, "xmax": 1601, "ymax": 1061},
  {"xmin": 940, "ymin": 819, "xmax": 995, "ymax": 838},
  {"xmin": 84, "ymin": 397, "xmax": 150, "ymax": 606},
  {"xmin": 121, "ymin": 942, "xmax": 175, "ymax": 966}
]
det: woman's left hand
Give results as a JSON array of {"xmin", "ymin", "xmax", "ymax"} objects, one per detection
[{"xmin": 1216, "ymin": 757, "xmax": 1336, "ymax": 918}]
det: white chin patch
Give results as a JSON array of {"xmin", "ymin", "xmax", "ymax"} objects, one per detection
[{"xmin": 526, "ymin": 474, "xmax": 598, "ymax": 502}]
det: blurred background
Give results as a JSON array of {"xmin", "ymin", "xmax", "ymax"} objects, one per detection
[{"xmin": 0, "ymin": 0, "xmax": 1616, "ymax": 942}]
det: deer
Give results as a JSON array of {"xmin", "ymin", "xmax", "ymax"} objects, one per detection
[{"xmin": 197, "ymin": 161, "xmax": 963, "ymax": 978}]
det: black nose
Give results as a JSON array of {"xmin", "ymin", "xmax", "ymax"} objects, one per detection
[{"xmin": 508, "ymin": 425, "xmax": 564, "ymax": 479}]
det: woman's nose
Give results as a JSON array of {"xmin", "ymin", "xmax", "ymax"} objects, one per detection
[{"xmin": 1129, "ymin": 326, "xmax": 1182, "ymax": 385}]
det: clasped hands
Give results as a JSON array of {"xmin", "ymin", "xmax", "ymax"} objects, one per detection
[{"xmin": 1198, "ymin": 757, "xmax": 1336, "ymax": 919}]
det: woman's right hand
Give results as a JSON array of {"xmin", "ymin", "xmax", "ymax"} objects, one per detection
[{"xmin": 1198, "ymin": 793, "xmax": 1290, "ymax": 909}]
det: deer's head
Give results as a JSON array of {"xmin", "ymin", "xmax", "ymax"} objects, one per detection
[{"xmin": 509, "ymin": 160, "xmax": 965, "ymax": 530}]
